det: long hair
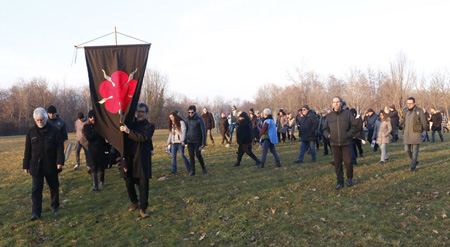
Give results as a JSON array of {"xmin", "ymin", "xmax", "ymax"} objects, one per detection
[{"xmin": 168, "ymin": 111, "xmax": 182, "ymax": 131}]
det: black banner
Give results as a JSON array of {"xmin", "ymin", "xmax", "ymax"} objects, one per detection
[{"xmin": 85, "ymin": 44, "xmax": 151, "ymax": 155}]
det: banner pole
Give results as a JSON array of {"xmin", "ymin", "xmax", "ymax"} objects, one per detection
[{"xmin": 114, "ymin": 26, "xmax": 118, "ymax": 45}]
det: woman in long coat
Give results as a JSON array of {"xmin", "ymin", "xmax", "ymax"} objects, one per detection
[{"xmin": 373, "ymin": 111, "xmax": 392, "ymax": 164}]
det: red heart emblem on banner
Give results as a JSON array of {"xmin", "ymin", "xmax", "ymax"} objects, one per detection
[{"xmin": 99, "ymin": 69, "xmax": 138, "ymax": 114}]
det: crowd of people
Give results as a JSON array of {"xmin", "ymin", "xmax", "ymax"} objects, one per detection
[{"xmin": 22, "ymin": 97, "xmax": 448, "ymax": 221}]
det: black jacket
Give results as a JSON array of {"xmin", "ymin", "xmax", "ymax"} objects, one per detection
[
  {"xmin": 186, "ymin": 113, "xmax": 206, "ymax": 145},
  {"xmin": 299, "ymin": 111, "xmax": 319, "ymax": 141},
  {"xmin": 323, "ymin": 109, "xmax": 358, "ymax": 146},
  {"xmin": 237, "ymin": 115, "xmax": 252, "ymax": 144},
  {"xmin": 388, "ymin": 110, "xmax": 399, "ymax": 128},
  {"xmin": 431, "ymin": 112, "xmax": 442, "ymax": 129},
  {"xmin": 23, "ymin": 123, "xmax": 64, "ymax": 176},
  {"xmin": 201, "ymin": 112, "xmax": 215, "ymax": 130},
  {"xmin": 83, "ymin": 123, "xmax": 110, "ymax": 168},
  {"xmin": 219, "ymin": 117, "xmax": 229, "ymax": 134},
  {"xmin": 48, "ymin": 116, "xmax": 68, "ymax": 141},
  {"xmin": 123, "ymin": 119, "xmax": 155, "ymax": 179}
]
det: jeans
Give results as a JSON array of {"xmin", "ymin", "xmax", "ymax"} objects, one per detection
[
  {"xmin": 431, "ymin": 129, "xmax": 444, "ymax": 142},
  {"xmin": 229, "ymin": 124, "xmax": 236, "ymax": 144},
  {"xmin": 422, "ymin": 131, "xmax": 429, "ymax": 141},
  {"xmin": 171, "ymin": 143, "xmax": 191, "ymax": 173},
  {"xmin": 32, "ymin": 174, "xmax": 59, "ymax": 216},
  {"xmin": 405, "ymin": 144, "xmax": 420, "ymax": 168},
  {"xmin": 298, "ymin": 141, "xmax": 316, "ymax": 162},
  {"xmin": 75, "ymin": 141, "xmax": 89, "ymax": 166},
  {"xmin": 379, "ymin": 143, "xmax": 389, "ymax": 162},
  {"xmin": 261, "ymin": 139, "xmax": 280, "ymax": 165},
  {"xmin": 331, "ymin": 145, "xmax": 353, "ymax": 185}
]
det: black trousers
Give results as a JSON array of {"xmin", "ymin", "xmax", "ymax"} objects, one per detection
[
  {"xmin": 32, "ymin": 174, "xmax": 59, "ymax": 216},
  {"xmin": 353, "ymin": 138, "xmax": 363, "ymax": 155},
  {"xmin": 125, "ymin": 177, "xmax": 149, "ymax": 210},
  {"xmin": 236, "ymin": 143, "xmax": 260, "ymax": 165},
  {"xmin": 322, "ymin": 135, "xmax": 331, "ymax": 154},
  {"xmin": 187, "ymin": 142, "xmax": 206, "ymax": 174},
  {"xmin": 331, "ymin": 145, "xmax": 353, "ymax": 185}
]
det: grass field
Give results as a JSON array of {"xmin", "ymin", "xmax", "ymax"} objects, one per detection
[{"xmin": 0, "ymin": 130, "xmax": 449, "ymax": 246}]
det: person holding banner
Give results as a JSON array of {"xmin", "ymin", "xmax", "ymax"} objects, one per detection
[
  {"xmin": 23, "ymin": 107, "xmax": 64, "ymax": 221},
  {"xmin": 120, "ymin": 103, "xmax": 154, "ymax": 218}
]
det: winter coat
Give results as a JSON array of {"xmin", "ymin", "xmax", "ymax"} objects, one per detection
[
  {"xmin": 23, "ymin": 123, "xmax": 64, "ymax": 176},
  {"xmin": 167, "ymin": 120, "xmax": 187, "ymax": 144},
  {"xmin": 299, "ymin": 111, "xmax": 319, "ymax": 141},
  {"xmin": 123, "ymin": 119, "xmax": 155, "ymax": 179},
  {"xmin": 201, "ymin": 112, "xmax": 215, "ymax": 130},
  {"xmin": 75, "ymin": 118, "xmax": 88, "ymax": 144},
  {"xmin": 236, "ymin": 117, "xmax": 252, "ymax": 145},
  {"xmin": 48, "ymin": 116, "xmax": 68, "ymax": 141},
  {"xmin": 430, "ymin": 112, "xmax": 442, "ymax": 130},
  {"xmin": 218, "ymin": 117, "xmax": 229, "ymax": 134},
  {"xmin": 388, "ymin": 110, "xmax": 399, "ymax": 128},
  {"xmin": 373, "ymin": 119, "xmax": 392, "ymax": 145},
  {"xmin": 83, "ymin": 123, "xmax": 110, "ymax": 168},
  {"xmin": 277, "ymin": 115, "xmax": 288, "ymax": 133},
  {"xmin": 323, "ymin": 109, "xmax": 358, "ymax": 146},
  {"xmin": 365, "ymin": 113, "xmax": 378, "ymax": 131},
  {"xmin": 186, "ymin": 113, "xmax": 206, "ymax": 145},
  {"xmin": 354, "ymin": 115, "xmax": 365, "ymax": 140},
  {"xmin": 400, "ymin": 106, "xmax": 427, "ymax": 145}
]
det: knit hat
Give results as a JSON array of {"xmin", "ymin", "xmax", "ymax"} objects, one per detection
[
  {"xmin": 47, "ymin": 105, "xmax": 57, "ymax": 114},
  {"xmin": 88, "ymin": 110, "xmax": 95, "ymax": 118},
  {"xmin": 302, "ymin": 105, "xmax": 310, "ymax": 110}
]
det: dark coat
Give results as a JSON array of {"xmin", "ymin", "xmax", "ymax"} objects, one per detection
[
  {"xmin": 23, "ymin": 123, "xmax": 64, "ymax": 176},
  {"xmin": 236, "ymin": 115, "xmax": 252, "ymax": 144},
  {"xmin": 201, "ymin": 112, "xmax": 215, "ymax": 130},
  {"xmin": 186, "ymin": 113, "xmax": 206, "ymax": 145},
  {"xmin": 123, "ymin": 119, "xmax": 155, "ymax": 179},
  {"xmin": 388, "ymin": 110, "xmax": 399, "ymax": 128},
  {"xmin": 48, "ymin": 116, "xmax": 68, "ymax": 141},
  {"xmin": 299, "ymin": 111, "xmax": 319, "ymax": 141},
  {"xmin": 83, "ymin": 123, "xmax": 110, "ymax": 168},
  {"xmin": 365, "ymin": 113, "xmax": 378, "ymax": 131},
  {"xmin": 218, "ymin": 117, "xmax": 229, "ymax": 134},
  {"xmin": 430, "ymin": 112, "xmax": 442, "ymax": 130},
  {"xmin": 323, "ymin": 109, "xmax": 358, "ymax": 146}
]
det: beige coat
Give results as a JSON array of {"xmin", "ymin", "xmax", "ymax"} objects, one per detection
[
  {"xmin": 400, "ymin": 106, "xmax": 427, "ymax": 145},
  {"xmin": 376, "ymin": 120, "xmax": 392, "ymax": 145}
]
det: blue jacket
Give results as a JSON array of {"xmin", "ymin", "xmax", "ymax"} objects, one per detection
[{"xmin": 263, "ymin": 118, "xmax": 279, "ymax": 145}]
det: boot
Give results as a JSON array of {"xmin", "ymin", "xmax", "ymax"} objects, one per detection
[{"xmin": 139, "ymin": 209, "xmax": 149, "ymax": 218}]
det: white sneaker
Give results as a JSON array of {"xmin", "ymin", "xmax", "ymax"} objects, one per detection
[
  {"xmin": 74, "ymin": 164, "xmax": 80, "ymax": 170},
  {"xmin": 225, "ymin": 144, "xmax": 231, "ymax": 148}
]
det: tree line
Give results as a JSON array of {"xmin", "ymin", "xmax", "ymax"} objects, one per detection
[{"xmin": 1, "ymin": 53, "xmax": 449, "ymax": 136}]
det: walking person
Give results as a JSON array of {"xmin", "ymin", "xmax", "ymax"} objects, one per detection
[
  {"xmin": 23, "ymin": 107, "xmax": 64, "ymax": 221},
  {"xmin": 249, "ymin": 109, "xmax": 260, "ymax": 145},
  {"xmin": 226, "ymin": 105, "xmax": 238, "ymax": 147},
  {"xmin": 46, "ymin": 105, "xmax": 68, "ymax": 142},
  {"xmin": 318, "ymin": 110, "xmax": 331, "ymax": 156},
  {"xmin": 167, "ymin": 111, "xmax": 191, "ymax": 174},
  {"xmin": 422, "ymin": 108, "xmax": 431, "ymax": 142},
  {"xmin": 294, "ymin": 105, "xmax": 319, "ymax": 164},
  {"xmin": 364, "ymin": 109, "xmax": 378, "ymax": 151},
  {"xmin": 323, "ymin": 97, "xmax": 358, "ymax": 189},
  {"xmin": 276, "ymin": 109, "xmax": 288, "ymax": 142},
  {"xmin": 373, "ymin": 111, "xmax": 392, "ymax": 165},
  {"xmin": 350, "ymin": 108, "xmax": 364, "ymax": 158},
  {"xmin": 186, "ymin": 105, "xmax": 207, "ymax": 176},
  {"xmin": 441, "ymin": 112, "xmax": 449, "ymax": 133},
  {"xmin": 288, "ymin": 113, "xmax": 297, "ymax": 141},
  {"xmin": 74, "ymin": 112, "xmax": 89, "ymax": 170},
  {"xmin": 399, "ymin": 97, "xmax": 428, "ymax": 173},
  {"xmin": 201, "ymin": 107, "xmax": 215, "ymax": 146},
  {"xmin": 430, "ymin": 107, "xmax": 444, "ymax": 142},
  {"xmin": 83, "ymin": 110, "xmax": 109, "ymax": 191},
  {"xmin": 388, "ymin": 105, "xmax": 399, "ymax": 142},
  {"xmin": 233, "ymin": 112, "xmax": 262, "ymax": 167},
  {"xmin": 218, "ymin": 113, "xmax": 230, "ymax": 144},
  {"xmin": 258, "ymin": 108, "xmax": 281, "ymax": 168},
  {"xmin": 120, "ymin": 103, "xmax": 155, "ymax": 218}
]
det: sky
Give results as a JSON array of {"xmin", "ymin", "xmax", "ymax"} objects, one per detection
[{"xmin": 1, "ymin": 0, "xmax": 449, "ymax": 101}]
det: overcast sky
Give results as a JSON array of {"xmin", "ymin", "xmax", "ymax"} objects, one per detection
[{"xmin": 1, "ymin": 0, "xmax": 449, "ymax": 101}]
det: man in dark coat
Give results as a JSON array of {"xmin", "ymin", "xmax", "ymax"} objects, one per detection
[
  {"xmin": 218, "ymin": 113, "xmax": 230, "ymax": 144},
  {"xmin": 294, "ymin": 105, "xmax": 319, "ymax": 163},
  {"xmin": 120, "ymin": 103, "xmax": 155, "ymax": 218},
  {"xmin": 323, "ymin": 97, "xmax": 358, "ymax": 189},
  {"xmin": 46, "ymin": 105, "xmax": 68, "ymax": 141},
  {"xmin": 186, "ymin": 105, "xmax": 207, "ymax": 176},
  {"xmin": 83, "ymin": 110, "xmax": 110, "ymax": 191},
  {"xmin": 430, "ymin": 107, "xmax": 444, "ymax": 142},
  {"xmin": 201, "ymin": 107, "xmax": 215, "ymax": 146},
  {"xmin": 365, "ymin": 108, "xmax": 378, "ymax": 151},
  {"xmin": 23, "ymin": 107, "xmax": 64, "ymax": 221},
  {"xmin": 388, "ymin": 105, "xmax": 399, "ymax": 142},
  {"xmin": 233, "ymin": 112, "xmax": 262, "ymax": 167}
]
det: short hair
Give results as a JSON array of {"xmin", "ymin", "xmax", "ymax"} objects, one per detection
[
  {"xmin": 263, "ymin": 108, "xmax": 271, "ymax": 115},
  {"xmin": 188, "ymin": 105, "xmax": 196, "ymax": 112},
  {"xmin": 137, "ymin": 102, "xmax": 149, "ymax": 113},
  {"xmin": 33, "ymin": 107, "xmax": 48, "ymax": 120},
  {"xmin": 332, "ymin": 96, "xmax": 342, "ymax": 102},
  {"xmin": 407, "ymin": 97, "xmax": 415, "ymax": 103}
]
